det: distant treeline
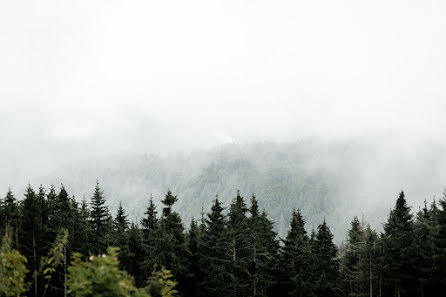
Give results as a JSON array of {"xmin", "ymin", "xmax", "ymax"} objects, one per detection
[{"xmin": 0, "ymin": 183, "xmax": 445, "ymax": 297}]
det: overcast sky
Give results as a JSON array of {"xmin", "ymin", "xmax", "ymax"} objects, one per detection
[{"xmin": 1, "ymin": 0, "xmax": 446, "ymax": 186}]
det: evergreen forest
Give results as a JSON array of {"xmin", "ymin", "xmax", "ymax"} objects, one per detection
[{"xmin": 1, "ymin": 182, "xmax": 445, "ymax": 297}]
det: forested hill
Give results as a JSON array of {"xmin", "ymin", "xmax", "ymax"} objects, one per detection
[{"xmin": 34, "ymin": 140, "xmax": 446, "ymax": 240}]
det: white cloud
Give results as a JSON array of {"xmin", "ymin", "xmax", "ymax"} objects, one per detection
[{"xmin": 1, "ymin": 0, "xmax": 446, "ymax": 185}]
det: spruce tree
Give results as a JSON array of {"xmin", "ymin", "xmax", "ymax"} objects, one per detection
[
  {"xmin": 125, "ymin": 222, "xmax": 145, "ymax": 286},
  {"xmin": 72, "ymin": 199, "xmax": 91, "ymax": 256},
  {"xmin": 433, "ymin": 194, "xmax": 446, "ymax": 293},
  {"xmin": 184, "ymin": 219, "xmax": 206, "ymax": 297},
  {"xmin": 113, "ymin": 202, "xmax": 129, "ymax": 270},
  {"xmin": 382, "ymin": 191, "xmax": 416, "ymax": 297},
  {"xmin": 246, "ymin": 196, "xmax": 279, "ymax": 297},
  {"xmin": 19, "ymin": 185, "xmax": 43, "ymax": 297},
  {"xmin": 143, "ymin": 191, "xmax": 187, "ymax": 285},
  {"xmin": 227, "ymin": 191, "xmax": 251, "ymax": 297},
  {"xmin": 141, "ymin": 195, "xmax": 158, "ymax": 236},
  {"xmin": 2, "ymin": 190, "xmax": 20, "ymax": 247},
  {"xmin": 89, "ymin": 182, "xmax": 112, "ymax": 255},
  {"xmin": 200, "ymin": 197, "xmax": 231, "ymax": 297},
  {"xmin": 342, "ymin": 216, "xmax": 365, "ymax": 296},
  {"xmin": 312, "ymin": 219, "xmax": 339, "ymax": 297},
  {"xmin": 140, "ymin": 196, "xmax": 160, "ymax": 281},
  {"xmin": 278, "ymin": 209, "xmax": 311, "ymax": 297}
]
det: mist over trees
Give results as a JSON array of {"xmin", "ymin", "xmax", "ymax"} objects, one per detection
[
  {"xmin": 26, "ymin": 141, "xmax": 446, "ymax": 242},
  {"xmin": 1, "ymin": 182, "xmax": 446, "ymax": 297}
]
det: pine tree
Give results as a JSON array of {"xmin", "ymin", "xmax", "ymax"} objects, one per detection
[
  {"xmin": 342, "ymin": 216, "xmax": 365, "ymax": 296},
  {"xmin": 140, "ymin": 196, "xmax": 160, "ymax": 282},
  {"xmin": 89, "ymin": 182, "xmax": 112, "ymax": 255},
  {"xmin": 184, "ymin": 219, "xmax": 206, "ymax": 297},
  {"xmin": 412, "ymin": 201, "xmax": 436, "ymax": 296},
  {"xmin": 71, "ymin": 199, "xmax": 91, "ymax": 256},
  {"xmin": 312, "ymin": 219, "xmax": 339, "ymax": 297},
  {"xmin": 125, "ymin": 222, "xmax": 145, "ymax": 286},
  {"xmin": 227, "ymin": 191, "xmax": 251, "ymax": 297},
  {"xmin": 278, "ymin": 209, "xmax": 311, "ymax": 297},
  {"xmin": 247, "ymin": 196, "xmax": 279, "ymax": 297},
  {"xmin": 143, "ymin": 191, "xmax": 187, "ymax": 286},
  {"xmin": 356, "ymin": 225, "xmax": 380, "ymax": 297},
  {"xmin": 432, "ymin": 194, "xmax": 446, "ymax": 293},
  {"xmin": 141, "ymin": 195, "xmax": 158, "ymax": 236},
  {"xmin": 113, "ymin": 202, "xmax": 129, "ymax": 270},
  {"xmin": 382, "ymin": 191, "xmax": 416, "ymax": 297},
  {"xmin": 18, "ymin": 185, "xmax": 44, "ymax": 297},
  {"xmin": 2, "ymin": 190, "xmax": 20, "ymax": 247},
  {"xmin": 200, "ymin": 197, "xmax": 231, "ymax": 297},
  {"xmin": 160, "ymin": 191, "xmax": 187, "ymax": 282}
]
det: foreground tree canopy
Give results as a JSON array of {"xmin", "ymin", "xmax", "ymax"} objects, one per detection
[{"xmin": 1, "ymin": 184, "xmax": 445, "ymax": 297}]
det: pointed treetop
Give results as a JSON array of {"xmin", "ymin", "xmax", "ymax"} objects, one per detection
[
  {"xmin": 250, "ymin": 194, "xmax": 259, "ymax": 218},
  {"xmin": 115, "ymin": 202, "xmax": 129, "ymax": 230}
]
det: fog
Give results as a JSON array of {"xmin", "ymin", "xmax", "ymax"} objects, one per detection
[{"xmin": 2, "ymin": 0, "xmax": 446, "ymax": 206}]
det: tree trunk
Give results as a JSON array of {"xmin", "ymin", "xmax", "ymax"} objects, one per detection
[
  {"xmin": 33, "ymin": 230, "xmax": 38, "ymax": 297},
  {"xmin": 369, "ymin": 252, "xmax": 372, "ymax": 297},
  {"xmin": 64, "ymin": 245, "xmax": 67, "ymax": 297},
  {"xmin": 379, "ymin": 275, "xmax": 382, "ymax": 297}
]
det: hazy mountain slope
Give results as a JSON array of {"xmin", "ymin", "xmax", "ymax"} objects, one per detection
[{"xmin": 35, "ymin": 140, "xmax": 446, "ymax": 241}]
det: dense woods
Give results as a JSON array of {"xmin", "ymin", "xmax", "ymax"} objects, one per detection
[{"xmin": 1, "ymin": 183, "xmax": 446, "ymax": 297}]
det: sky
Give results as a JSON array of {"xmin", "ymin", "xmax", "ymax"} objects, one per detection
[{"xmin": 1, "ymin": 0, "xmax": 446, "ymax": 187}]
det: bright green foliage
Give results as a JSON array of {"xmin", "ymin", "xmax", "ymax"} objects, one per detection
[
  {"xmin": 40, "ymin": 229, "xmax": 69, "ymax": 297},
  {"xmin": 5, "ymin": 180, "xmax": 446, "ymax": 297},
  {"xmin": 146, "ymin": 267, "xmax": 178, "ymax": 297},
  {"xmin": 67, "ymin": 247, "xmax": 149, "ymax": 297},
  {"xmin": 0, "ymin": 231, "xmax": 29, "ymax": 297}
]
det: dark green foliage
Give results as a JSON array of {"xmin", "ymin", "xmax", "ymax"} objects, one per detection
[
  {"xmin": 89, "ymin": 182, "xmax": 112, "ymax": 255},
  {"xmin": 18, "ymin": 185, "xmax": 45, "ymax": 297},
  {"xmin": 1, "ymin": 190, "xmax": 20, "ymax": 247},
  {"xmin": 312, "ymin": 219, "xmax": 339, "ymax": 297},
  {"xmin": 141, "ymin": 196, "xmax": 158, "ymax": 232},
  {"xmin": 382, "ymin": 191, "xmax": 416, "ymax": 297},
  {"xmin": 248, "ymin": 196, "xmax": 279, "ymax": 297},
  {"xmin": 5, "ymin": 181, "xmax": 446, "ymax": 297},
  {"xmin": 278, "ymin": 209, "xmax": 312, "ymax": 297},
  {"xmin": 432, "ymin": 194, "xmax": 446, "ymax": 293},
  {"xmin": 184, "ymin": 219, "xmax": 205, "ymax": 297},
  {"xmin": 341, "ymin": 216, "xmax": 364, "ymax": 296},
  {"xmin": 226, "ymin": 191, "xmax": 251, "ymax": 297},
  {"xmin": 126, "ymin": 222, "xmax": 145, "ymax": 286},
  {"xmin": 200, "ymin": 197, "xmax": 231, "ymax": 297},
  {"xmin": 113, "ymin": 202, "xmax": 130, "ymax": 270},
  {"xmin": 143, "ymin": 191, "xmax": 187, "ymax": 287}
]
